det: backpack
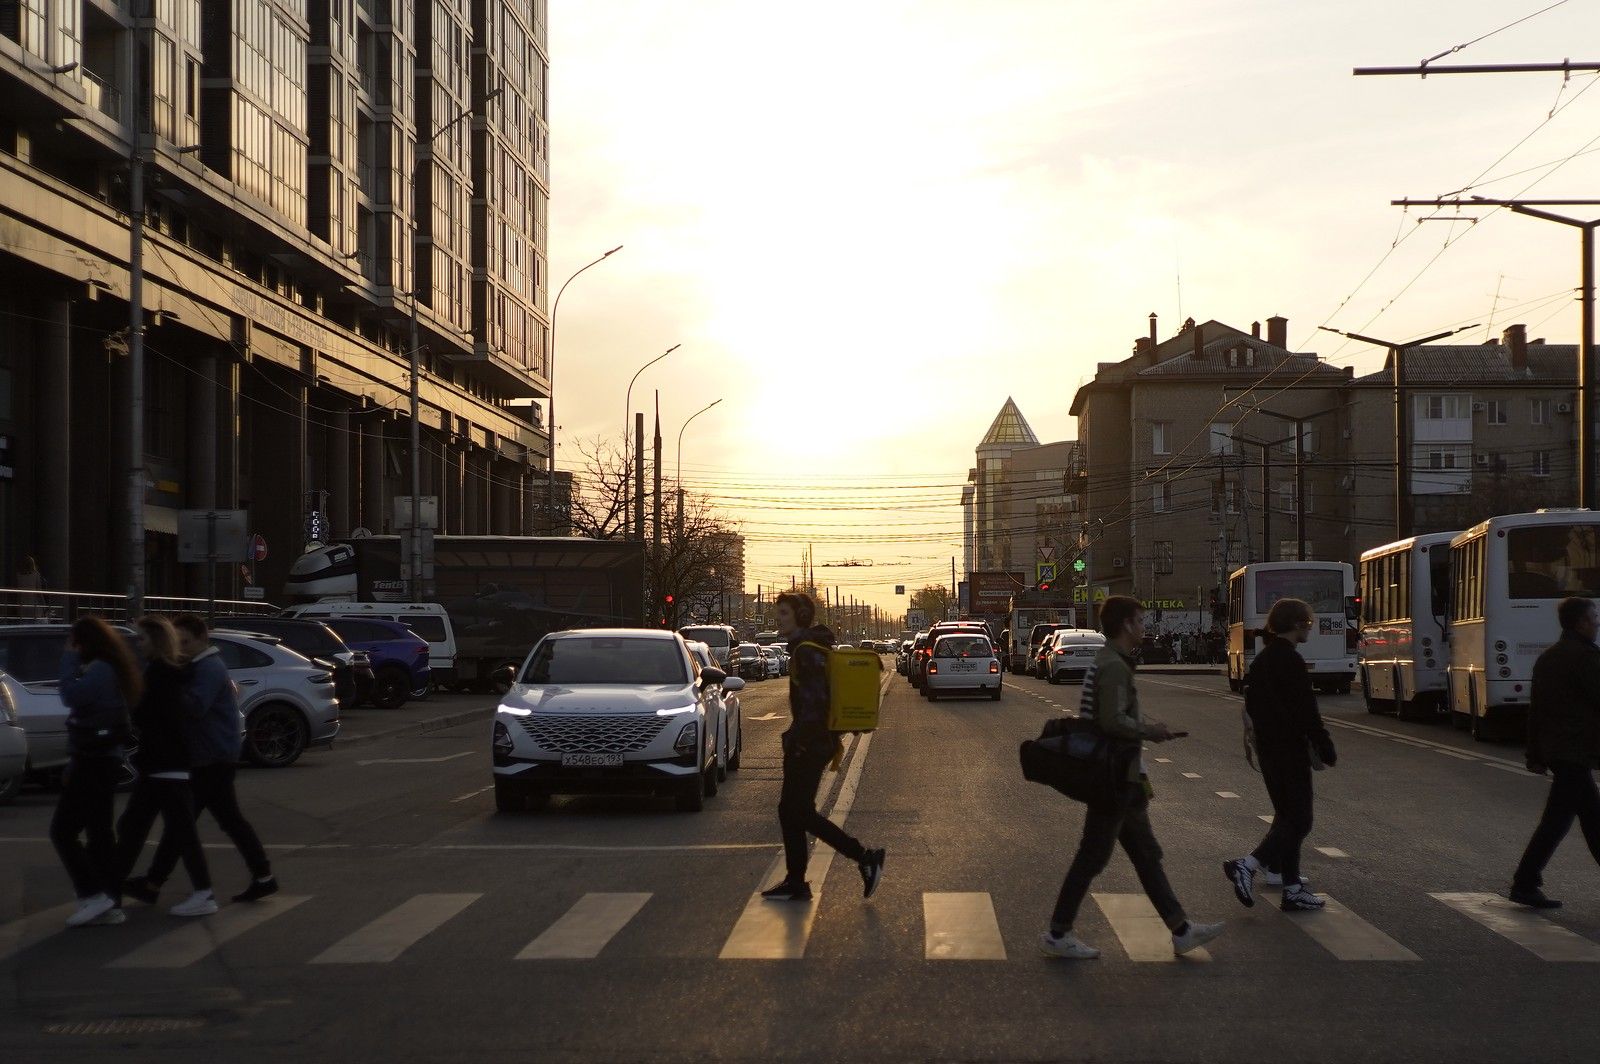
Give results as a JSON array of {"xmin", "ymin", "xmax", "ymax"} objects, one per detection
[{"xmin": 798, "ymin": 642, "xmax": 883, "ymax": 733}]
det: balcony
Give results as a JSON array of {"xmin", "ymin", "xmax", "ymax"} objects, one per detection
[{"xmin": 81, "ymin": 67, "xmax": 123, "ymax": 124}]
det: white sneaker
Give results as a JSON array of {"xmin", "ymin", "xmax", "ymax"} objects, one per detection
[
  {"xmin": 169, "ymin": 891, "xmax": 219, "ymax": 918},
  {"xmin": 1280, "ymin": 886, "xmax": 1326, "ymax": 912},
  {"xmin": 86, "ymin": 907, "xmax": 126, "ymax": 926},
  {"xmin": 1172, "ymin": 921, "xmax": 1224, "ymax": 956},
  {"xmin": 1038, "ymin": 931, "xmax": 1100, "ymax": 960},
  {"xmin": 65, "ymin": 894, "xmax": 116, "ymax": 928}
]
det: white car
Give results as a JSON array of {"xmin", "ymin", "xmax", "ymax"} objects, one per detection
[
  {"xmin": 0, "ymin": 682, "xmax": 26, "ymax": 803},
  {"xmin": 759, "ymin": 646, "xmax": 783, "ymax": 679},
  {"xmin": 491, "ymin": 629, "xmax": 738, "ymax": 813},
  {"xmin": 686, "ymin": 641, "xmax": 744, "ymax": 782},
  {"xmin": 0, "ymin": 624, "xmax": 132, "ymax": 779},
  {"xmin": 923, "ymin": 633, "xmax": 1003, "ymax": 702},
  {"xmin": 1046, "ymin": 629, "xmax": 1106, "ymax": 684},
  {"xmin": 210, "ymin": 633, "xmax": 342, "ymax": 768}
]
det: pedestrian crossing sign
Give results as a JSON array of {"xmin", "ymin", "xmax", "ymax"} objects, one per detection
[{"xmin": 1036, "ymin": 562, "xmax": 1057, "ymax": 583}]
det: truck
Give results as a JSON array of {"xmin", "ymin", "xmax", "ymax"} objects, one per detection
[{"xmin": 283, "ymin": 536, "xmax": 646, "ymax": 691}]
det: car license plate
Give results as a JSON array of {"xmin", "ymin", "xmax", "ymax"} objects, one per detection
[
  {"xmin": 561, "ymin": 752, "xmax": 623, "ymax": 768},
  {"xmin": 950, "ymin": 661, "xmax": 976, "ymax": 673}
]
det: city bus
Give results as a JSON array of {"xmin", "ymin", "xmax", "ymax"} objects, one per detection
[
  {"xmin": 1447, "ymin": 509, "xmax": 1600, "ymax": 740},
  {"xmin": 1357, "ymin": 531, "xmax": 1458, "ymax": 720},
  {"xmin": 1227, "ymin": 561, "xmax": 1358, "ymax": 694}
]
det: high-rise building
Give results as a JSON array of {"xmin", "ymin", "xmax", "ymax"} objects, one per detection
[{"xmin": 0, "ymin": 0, "xmax": 553, "ymax": 597}]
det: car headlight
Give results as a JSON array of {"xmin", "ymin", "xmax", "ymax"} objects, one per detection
[
  {"xmin": 0, "ymin": 683, "xmax": 15, "ymax": 724},
  {"xmin": 493, "ymin": 720, "xmax": 514, "ymax": 762},
  {"xmin": 674, "ymin": 722, "xmax": 698, "ymax": 755}
]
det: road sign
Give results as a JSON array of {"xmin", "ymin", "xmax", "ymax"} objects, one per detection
[
  {"xmin": 250, "ymin": 533, "xmax": 268, "ymax": 562},
  {"xmin": 1036, "ymin": 562, "xmax": 1058, "ymax": 583},
  {"xmin": 894, "ymin": 585, "xmax": 905, "ymax": 595},
  {"xmin": 241, "ymin": 586, "xmax": 266, "ymax": 600},
  {"xmin": 178, "ymin": 510, "xmax": 249, "ymax": 564},
  {"xmin": 1039, "ymin": 544, "xmax": 1056, "ymax": 561},
  {"xmin": 906, "ymin": 607, "xmax": 927, "ymax": 630}
]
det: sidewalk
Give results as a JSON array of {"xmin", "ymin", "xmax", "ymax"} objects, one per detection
[{"xmin": 336, "ymin": 692, "xmax": 497, "ymax": 748}]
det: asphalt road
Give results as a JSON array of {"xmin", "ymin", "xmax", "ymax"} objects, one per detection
[{"xmin": 3, "ymin": 663, "xmax": 1599, "ymax": 1063}]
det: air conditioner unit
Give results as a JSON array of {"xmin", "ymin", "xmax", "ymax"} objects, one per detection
[
  {"xmin": 1472, "ymin": 402, "xmax": 1486, "ymax": 412},
  {"xmin": 1475, "ymin": 454, "xmax": 1489, "ymax": 467},
  {"xmin": 1558, "ymin": 402, "xmax": 1573, "ymax": 414},
  {"xmin": 1112, "ymin": 556, "xmax": 1126, "ymax": 569}
]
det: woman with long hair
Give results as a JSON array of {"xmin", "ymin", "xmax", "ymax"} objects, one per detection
[
  {"xmin": 113, "ymin": 617, "xmax": 216, "ymax": 917},
  {"xmin": 53, "ymin": 615, "xmax": 141, "ymax": 928}
]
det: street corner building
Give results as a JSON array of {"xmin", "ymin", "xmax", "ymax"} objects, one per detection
[{"xmin": 0, "ymin": 0, "xmax": 565, "ymax": 600}]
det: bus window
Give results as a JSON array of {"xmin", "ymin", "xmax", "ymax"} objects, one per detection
[
  {"xmin": 1507, "ymin": 523, "xmax": 1600, "ymax": 600},
  {"xmin": 1429, "ymin": 548, "xmax": 1450, "ymax": 620},
  {"xmin": 1254, "ymin": 569, "xmax": 1345, "ymax": 615}
]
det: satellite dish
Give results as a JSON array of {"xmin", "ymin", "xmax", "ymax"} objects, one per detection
[{"xmin": 351, "ymin": 526, "xmax": 373, "ymax": 539}]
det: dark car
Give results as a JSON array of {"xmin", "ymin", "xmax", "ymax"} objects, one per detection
[
  {"xmin": 212, "ymin": 616, "xmax": 359, "ymax": 708},
  {"xmin": 730, "ymin": 642, "xmax": 767, "ymax": 682},
  {"xmin": 325, "ymin": 618, "xmax": 433, "ymax": 709}
]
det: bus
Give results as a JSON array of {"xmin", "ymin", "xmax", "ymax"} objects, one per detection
[
  {"xmin": 1227, "ymin": 561, "xmax": 1358, "ymax": 694},
  {"xmin": 1447, "ymin": 509, "xmax": 1600, "ymax": 740},
  {"xmin": 1357, "ymin": 532, "xmax": 1458, "ymax": 720}
]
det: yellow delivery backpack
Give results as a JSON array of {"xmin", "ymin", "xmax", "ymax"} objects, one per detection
[{"xmin": 799, "ymin": 642, "xmax": 883, "ymax": 733}]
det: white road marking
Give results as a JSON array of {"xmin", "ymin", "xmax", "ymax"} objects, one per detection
[
  {"xmin": 1316, "ymin": 846, "xmax": 1349, "ymax": 858},
  {"xmin": 923, "ymin": 893, "xmax": 1007, "ymax": 961},
  {"xmin": 357, "ymin": 751, "xmax": 475, "ymax": 766},
  {"xmin": 1216, "ymin": 791, "xmax": 1241, "ymax": 799},
  {"xmin": 1432, "ymin": 748, "xmax": 1477, "ymax": 761},
  {"xmin": 1181, "ymin": 772, "xmax": 1202, "ymax": 779},
  {"xmin": 1258, "ymin": 815, "xmax": 1275, "ymax": 823},
  {"xmin": 1093, "ymin": 894, "xmax": 1208, "ymax": 962},
  {"xmin": 748, "ymin": 712, "xmax": 785, "ymax": 722},
  {"xmin": 1431, "ymin": 892, "xmax": 1600, "ymax": 962},
  {"xmin": 449, "ymin": 785, "xmax": 495, "ymax": 803},
  {"xmin": 517, "ymin": 893, "xmax": 651, "ymax": 960},
  {"xmin": 1282, "ymin": 895, "xmax": 1419, "ymax": 961},
  {"xmin": 108, "ymin": 896, "xmax": 311, "ymax": 969},
  {"xmin": 0, "ymin": 903, "xmax": 75, "ymax": 964},
  {"xmin": 1153, "ymin": 758, "xmax": 1172, "ymax": 764},
  {"xmin": 311, "ymin": 893, "xmax": 480, "ymax": 964}
]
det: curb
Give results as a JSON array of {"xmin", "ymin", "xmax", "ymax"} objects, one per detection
[{"xmin": 337, "ymin": 705, "xmax": 495, "ymax": 749}]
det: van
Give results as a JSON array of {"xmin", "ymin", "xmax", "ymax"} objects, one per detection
[{"xmin": 282, "ymin": 602, "xmax": 459, "ymax": 683}]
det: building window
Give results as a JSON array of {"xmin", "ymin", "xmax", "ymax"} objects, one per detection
[
  {"xmin": 1152, "ymin": 480, "xmax": 1171, "ymax": 513},
  {"xmin": 1151, "ymin": 421, "xmax": 1170, "ymax": 456},
  {"xmin": 1486, "ymin": 399, "xmax": 1507, "ymax": 425},
  {"xmin": 1155, "ymin": 540, "xmax": 1174, "ymax": 574},
  {"xmin": 1227, "ymin": 347, "xmax": 1239, "ymax": 368},
  {"xmin": 1532, "ymin": 398, "xmax": 1549, "ymax": 425},
  {"xmin": 1420, "ymin": 394, "xmax": 1470, "ymax": 420},
  {"xmin": 1209, "ymin": 423, "xmax": 1234, "ymax": 455},
  {"xmin": 1277, "ymin": 483, "xmax": 1294, "ymax": 513},
  {"xmin": 1533, "ymin": 450, "xmax": 1551, "ymax": 477}
]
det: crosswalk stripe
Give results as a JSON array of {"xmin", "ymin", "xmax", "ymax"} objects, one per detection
[
  {"xmin": 1216, "ymin": 791, "xmax": 1241, "ymax": 799},
  {"xmin": 1315, "ymin": 846, "xmax": 1349, "ymax": 858},
  {"xmin": 1092, "ymin": 894, "xmax": 1208, "ymax": 962},
  {"xmin": 311, "ymin": 893, "xmax": 480, "ymax": 964},
  {"xmin": 0, "ymin": 904, "xmax": 75, "ymax": 964},
  {"xmin": 719, "ymin": 893, "xmax": 818, "ymax": 960},
  {"xmin": 923, "ymin": 893, "xmax": 1006, "ymax": 960},
  {"xmin": 1181, "ymin": 772, "xmax": 1202, "ymax": 779},
  {"xmin": 108, "ymin": 896, "xmax": 311, "ymax": 969},
  {"xmin": 1431, "ymin": 892, "xmax": 1600, "ymax": 962},
  {"xmin": 516, "ymin": 893, "xmax": 651, "ymax": 959},
  {"xmin": 1282, "ymin": 895, "xmax": 1419, "ymax": 961}
]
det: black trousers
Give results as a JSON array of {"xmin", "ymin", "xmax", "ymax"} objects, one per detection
[
  {"xmin": 115, "ymin": 777, "xmax": 211, "ymax": 892},
  {"xmin": 1252, "ymin": 753, "xmax": 1314, "ymax": 886},
  {"xmin": 1514, "ymin": 761, "xmax": 1600, "ymax": 889},
  {"xmin": 779, "ymin": 739, "xmax": 865, "ymax": 880},
  {"xmin": 146, "ymin": 763, "xmax": 271, "ymax": 884},
  {"xmin": 1051, "ymin": 784, "xmax": 1187, "ymax": 935},
  {"xmin": 50, "ymin": 756, "xmax": 121, "ymax": 899}
]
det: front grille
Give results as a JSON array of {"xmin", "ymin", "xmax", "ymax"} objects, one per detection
[{"xmin": 517, "ymin": 713, "xmax": 670, "ymax": 754}]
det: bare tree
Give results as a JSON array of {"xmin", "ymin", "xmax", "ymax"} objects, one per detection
[{"xmin": 566, "ymin": 435, "xmax": 631, "ymax": 541}]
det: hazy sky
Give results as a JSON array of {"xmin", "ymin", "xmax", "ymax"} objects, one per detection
[{"xmin": 547, "ymin": 0, "xmax": 1600, "ymax": 615}]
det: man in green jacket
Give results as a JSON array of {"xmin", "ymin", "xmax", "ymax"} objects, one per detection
[{"xmin": 1041, "ymin": 595, "xmax": 1225, "ymax": 960}]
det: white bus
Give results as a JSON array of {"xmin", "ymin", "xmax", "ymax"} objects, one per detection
[
  {"xmin": 1447, "ymin": 509, "xmax": 1600, "ymax": 740},
  {"xmin": 1227, "ymin": 561, "xmax": 1358, "ymax": 694},
  {"xmin": 1357, "ymin": 532, "xmax": 1458, "ymax": 720}
]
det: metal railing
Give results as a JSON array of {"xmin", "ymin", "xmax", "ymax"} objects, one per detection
[
  {"xmin": 81, "ymin": 68, "xmax": 122, "ymax": 123},
  {"xmin": 0, "ymin": 588, "xmax": 279, "ymax": 626}
]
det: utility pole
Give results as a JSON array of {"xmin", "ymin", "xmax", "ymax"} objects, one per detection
[
  {"xmin": 1239, "ymin": 403, "xmax": 1343, "ymax": 560},
  {"xmin": 633, "ymin": 412, "xmax": 645, "ymax": 549},
  {"xmin": 1227, "ymin": 433, "xmax": 1296, "ymax": 563},
  {"xmin": 652, "ymin": 392, "xmax": 662, "ymax": 554},
  {"xmin": 126, "ymin": 113, "xmax": 146, "ymax": 616}
]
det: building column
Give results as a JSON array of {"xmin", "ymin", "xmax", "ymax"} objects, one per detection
[
  {"xmin": 36, "ymin": 297, "xmax": 71, "ymax": 589},
  {"xmin": 491, "ymin": 458, "xmax": 511, "ymax": 534},
  {"xmin": 463, "ymin": 448, "xmax": 482, "ymax": 535},
  {"xmin": 187, "ymin": 352, "xmax": 218, "ymax": 509},
  {"xmin": 328, "ymin": 408, "xmax": 351, "ymax": 537},
  {"xmin": 362, "ymin": 417, "xmax": 385, "ymax": 532}
]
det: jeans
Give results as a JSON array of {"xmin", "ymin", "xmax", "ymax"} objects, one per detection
[
  {"xmin": 146, "ymin": 763, "xmax": 271, "ymax": 885},
  {"xmin": 1051, "ymin": 784, "xmax": 1187, "ymax": 935},
  {"xmin": 779, "ymin": 737, "xmax": 865, "ymax": 880},
  {"xmin": 50, "ymin": 756, "xmax": 121, "ymax": 898},
  {"xmin": 1514, "ymin": 761, "xmax": 1600, "ymax": 889},
  {"xmin": 114, "ymin": 777, "xmax": 211, "ymax": 893},
  {"xmin": 1252, "ymin": 753, "xmax": 1314, "ymax": 886}
]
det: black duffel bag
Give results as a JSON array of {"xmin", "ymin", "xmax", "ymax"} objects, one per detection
[{"xmin": 1019, "ymin": 716, "xmax": 1140, "ymax": 807}]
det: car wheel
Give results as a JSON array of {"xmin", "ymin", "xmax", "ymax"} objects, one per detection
[
  {"xmin": 927, "ymin": 691, "xmax": 939, "ymax": 702},
  {"xmin": 245, "ymin": 703, "xmax": 309, "ymax": 768},
  {"xmin": 729, "ymin": 724, "xmax": 742, "ymax": 772},
  {"xmin": 0, "ymin": 773, "xmax": 21, "ymax": 804},
  {"xmin": 494, "ymin": 779, "xmax": 527, "ymax": 813},
  {"xmin": 676, "ymin": 778, "xmax": 706, "ymax": 812},
  {"xmin": 716, "ymin": 720, "xmax": 729, "ymax": 783},
  {"xmin": 989, "ymin": 686, "xmax": 1002, "ymax": 701},
  {"xmin": 703, "ymin": 761, "xmax": 719, "ymax": 798},
  {"xmin": 372, "ymin": 666, "xmax": 412, "ymax": 710}
]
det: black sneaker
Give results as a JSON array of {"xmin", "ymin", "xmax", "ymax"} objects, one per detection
[
  {"xmin": 1509, "ymin": 885, "xmax": 1562, "ymax": 910},
  {"xmin": 1222, "ymin": 858, "xmax": 1256, "ymax": 908},
  {"xmin": 859, "ymin": 848, "xmax": 886, "ymax": 900},
  {"xmin": 232, "ymin": 877, "xmax": 280, "ymax": 904},
  {"xmin": 760, "ymin": 879, "xmax": 813, "ymax": 902},
  {"xmin": 121, "ymin": 876, "xmax": 160, "ymax": 906}
]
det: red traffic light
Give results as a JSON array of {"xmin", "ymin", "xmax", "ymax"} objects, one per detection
[
  {"xmin": 1038, "ymin": 582, "xmax": 1051, "ymax": 592},
  {"xmin": 664, "ymin": 594, "xmax": 675, "ymax": 604}
]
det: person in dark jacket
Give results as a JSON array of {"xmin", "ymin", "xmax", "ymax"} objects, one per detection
[
  {"xmin": 760, "ymin": 590, "xmax": 884, "ymax": 902},
  {"xmin": 52, "ymin": 615, "xmax": 141, "ymax": 928},
  {"xmin": 125, "ymin": 613, "xmax": 277, "ymax": 906},
  {"xmin": 112, "ymin": 617, "xmax": 215, "ymax": 917},
  {"xmin": 1508, "ymin": 596, "xmax": 1600, "ymax": 909},
  {"xmin": 1223, "ymin": 597, "xmax": 1337, "ymax": 912}
]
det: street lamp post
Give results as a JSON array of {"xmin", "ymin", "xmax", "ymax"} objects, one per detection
[
  {"xmin": 624, "ymin": 344, "xmax": 680, "ymax": 538},
  {"xmin": 546, "ymin": 245, "xmax": 624, "ymax": 531},
  {"xmin": 675, "ymin": 398, "xmax": 723, "ymax": 536}
]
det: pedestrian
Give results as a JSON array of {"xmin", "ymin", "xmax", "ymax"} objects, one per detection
[
  {"xmin": 124, "ymin": 614, "xmax": 278, "ymax": 905},
  {"xmin": 16, "ymin": 555, "xmax": 45, "ymax": 620},
  {"xmin": 1223, "ymin": 597, "xmax": 1336, "ymax": 912},
  {"xmin": 113, "ymin": 616, "xmax": 216, "ymax": 917},
  {"xmin": 1041, "ymin": 595, "xmax": 1224, "ymax": 959},
  {"xmin": 760, "ymin": 590, "xmax": 885, "ymax": 902},
  {"xmin": 1507, "ymin": 596, "xmax": 1600, "ymax": 909},
  {"xmin": 52, "ymin": 615, "xmax": 141, "ymax": 928}
]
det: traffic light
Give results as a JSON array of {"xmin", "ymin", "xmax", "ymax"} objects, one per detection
[{"xmin": 1037, "ymin": 580, "xmax": 1052, "ymax": 592}]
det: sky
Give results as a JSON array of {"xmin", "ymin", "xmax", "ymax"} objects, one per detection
[{"xmin": 546, "ymin": 0, "xmax": 1600, "ymax": 617}]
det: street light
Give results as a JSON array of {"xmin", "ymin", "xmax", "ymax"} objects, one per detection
[
  {"xmin": 675, "ymin": 398, "xmax": 723, "ymax": 536},
  {"xmin": 546, "ymin": 245, "xmax": 624, "ymax": 529},
  {"xmin": 624, "ymin": 344, "xmax": 681, "ymax": 538}
]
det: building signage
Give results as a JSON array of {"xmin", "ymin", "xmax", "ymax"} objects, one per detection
[{"xmin": 968, "ymin": 571, "xmax": 1028, "ymax": 615}]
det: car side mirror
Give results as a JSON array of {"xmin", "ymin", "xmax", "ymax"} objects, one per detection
[
  {"xmin": 700, "ymin": 667, "xmax": 728, "ymax": 686},
  {"xmin": 722, "ymin": 676, "xmax": 746, "ymax": 692}
]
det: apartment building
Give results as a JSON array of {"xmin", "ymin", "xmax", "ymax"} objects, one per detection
[{"xmin": 0, "ymin": 0, "xmax": 554, "ymax": 599}]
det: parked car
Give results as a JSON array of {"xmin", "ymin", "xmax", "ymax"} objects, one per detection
[
  {"xmin": 0, "ymin": 681, "xmax": 27, "ymax": 803},
  {"xmin": 923, "ymin": 633, "xmax": 1003, "ymax": 702},
  {"xmin": 731, "ymin": 642, "xmax": 767, "ymax": 682},
  {"xmin": 0, "ymin": 623, "xmax": 137, "ymax": 781},
  {"xmin": 282, "ymin": 602, "xmax": 457, "ymax": 691},
  {"xmin": 1045, "ymin": 629, "xmax": 1106, "ymax": 684},
  {"xmin": 210, "ymin": 632, "xmax": 341, "ymax": 768},
  {"xmin": 491, "ymin": 630, "xmax": 737, "ymax": 813},
  {"xmin": 759, "ymin": 647, "xmax": 783, "ymax": 679},
  {"xmin": 349, "ymin": 650, "xmax": 376, "ymax": 707},
  {"xmin": 686, "ymin": 640, "xmax": 743, "ymax": 781},
  {"xmin": 324, "ymin": 617, "xmax": 433, "ymax": 709},
  {"xmin": 213, "ymin": 616, "xmax": 359, "ymax": 709}
]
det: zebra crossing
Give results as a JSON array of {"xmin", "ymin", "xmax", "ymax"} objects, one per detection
[{"xmin": 3, "ymin": 885, "xmax": 1596, "ymax": 969}]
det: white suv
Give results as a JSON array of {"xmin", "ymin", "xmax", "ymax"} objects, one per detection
[{"xmin": 923, "ymin": 633, "xmax": 1003, "ymax": 702}]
